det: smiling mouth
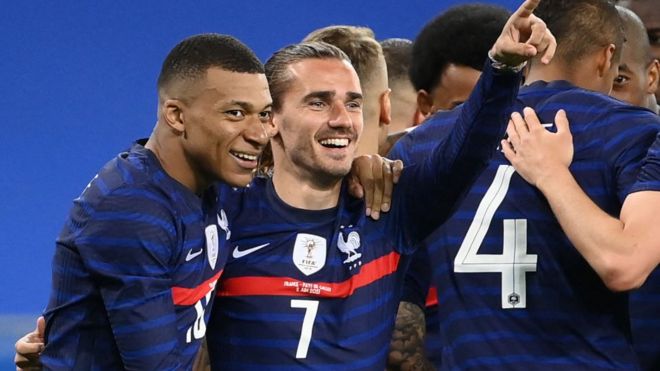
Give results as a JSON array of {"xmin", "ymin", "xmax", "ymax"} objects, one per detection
[
  {"xmin": 230, "ymin": 150, "xmax": 259, "ymax": 162},
  {"xmin": 319, "ymin": 138, "xmax": 349, "ymax": 148}
]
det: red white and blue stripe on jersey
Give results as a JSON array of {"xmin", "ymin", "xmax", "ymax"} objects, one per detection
[
  {"xmin": 42, "ymin": 141, "xmax": 228, "ymax": 370},
  {"xmin": 389, "ymin": 81, "xmax": 660, "ymax": 370},
  {"xmin": 205, "ymin": 61, "xmax": 523, "ymax": 370}
]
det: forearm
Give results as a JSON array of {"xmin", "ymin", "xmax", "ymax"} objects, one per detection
[
  {"xmin": 410, "ymin": 63, "xmax": 521, "ymax": 237},
  {"xmin": 387, "ymin": 302, "xmax": 434, "ymax": 371},
  {"xmin": 436, "ymin": 61, "xmax": 522, "ymax": 176},
  {"xmin": 537, "ymin": 167, "xmax": 655, "ymax": 291}
]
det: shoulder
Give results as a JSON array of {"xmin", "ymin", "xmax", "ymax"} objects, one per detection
[{"xmin": 389, "ymin": 110, "xmax": 458, "ymax": 162}]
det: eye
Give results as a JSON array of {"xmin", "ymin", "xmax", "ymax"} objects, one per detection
[
  {"xmin": 613, "ymin": 75, "xmax": 629, "ymax": 85},
  {"xmin": 225, "ymin": 110, "xmax": 245, "ymax": 119},
  {"xmin": 259, "ymin": 110, "xmax": 272, "ymax": 122},
  {"xmin": 309, "ymin": 100, "xmax": 327, "ymax": 110},
  {"xmin": 346, "ymin": 101, "xmax": 362, "ymax": 112}
]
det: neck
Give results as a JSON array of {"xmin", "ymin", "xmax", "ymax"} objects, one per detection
[
  {"xmin": 271, "ymin": 162, "xmax": 342, "ymax": 210},
  {"xmin": 145, "ymin": 121, "xmax": 207, "ymax": 195},
  {"xmin": 645, "ymin": 95, "xmax": 659, "ymax": 115},
  {"xmin": 355, "ymin": 93, "xmax": 380, "ymax": 156},
  {"xmin": 525, "ymin": 57, "xmax": 609, "ymax": 94},
  {"xmin": 525, "ymin": 58, "xmax": 578, "ymax": 85}
]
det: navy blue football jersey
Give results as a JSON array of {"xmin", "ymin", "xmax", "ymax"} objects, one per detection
[
  {"xmin": 206, "ymin": 62, "xmax": 523, "ymax": 370},
  {"xmin": 629, "ymin": 133, "xmax": 660, "ymax": 371},
  {"xmin": 42, "ymin": 141, "xmax": 228, "ymax": 370},
  {"xmin": 629, "ymin": 268, "xmax": 660, "ymax": 371},
  {"xmin": 390, "ymin": 81, "xmax": 660, "ymax": 370},
  {"xmin": 400, "ymin": 247, "xmax": 442, "ymax": 368}
]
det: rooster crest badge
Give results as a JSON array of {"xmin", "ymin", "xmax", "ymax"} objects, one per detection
[{"xmin": 337, "ymin": 226, "xmax": 362, "ymax": 269}]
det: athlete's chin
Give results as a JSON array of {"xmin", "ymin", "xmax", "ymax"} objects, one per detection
[
  {"xmin": 219, "ymin": 169, "xmax": 255, "ymax": 188},
  {"xmin": 318, "ymin": 163, "xmax": 351, "ymax": 179}
]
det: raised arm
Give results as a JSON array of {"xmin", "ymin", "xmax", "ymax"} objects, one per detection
[
  {"xmin": 390, "ymin": 0, "xmax": 555, "ymax": 245},
  {"xmin": 503, "ymin": 107, "xmax": 660, "ymax": 291}
]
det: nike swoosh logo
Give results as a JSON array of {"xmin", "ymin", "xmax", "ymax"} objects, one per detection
[
  {"xmin": 232, "ymin": 243, "xmax": 270, "ymax": 259},
  {"xmin": 185, "ymin": 249, "xmax": 203, "ymax": 261}
]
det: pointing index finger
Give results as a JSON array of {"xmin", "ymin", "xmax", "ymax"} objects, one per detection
[{"xmin": 513, "ymin": 0, "xmax": 541, "ymax": 19}]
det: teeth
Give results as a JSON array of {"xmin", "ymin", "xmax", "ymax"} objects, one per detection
[
  {"xmin": 319, "ymin": 138, "xmax": 349, "ymax": 147},
  {"xmin": 233, "ymin": 152, "xmax": 258, "ymax": 161}
]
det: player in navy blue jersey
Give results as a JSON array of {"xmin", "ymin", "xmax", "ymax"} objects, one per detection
[
  {"xmin": 390, "ymin": 5, "xmax": 511, "ymax": 370},
  {"xmin": 389, "ymin": 0, "xmax": 660, "ymax": 369},
  {"xmin": 503, "ymin": 7, "xmax": 660, "ymax": 370},
  {"xmin": 611, "ymin": 7, "xmax": 659, "ymax": 370},
  {"xmin": 204, "ymin": 1, "xmax": 556, "ymax": 369},
  {"xmin": 18, "ymin": 34, "xmax": 275, "ymax": 370}
]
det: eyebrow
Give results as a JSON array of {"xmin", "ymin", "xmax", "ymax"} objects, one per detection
[
  {"xmin": 227, "ymin": 100, "xmax": 273, "ymax": 111},
  {"xmin": 618, "ymin": 64, "xmax": 631, "ymax": 73},
  {"xmin": 303, "ymin": 91, "xmax": 363, "ymax": 102},
  {"xmin": 346, "ymin": 92, "xmax": 363, "ymax": 101}
]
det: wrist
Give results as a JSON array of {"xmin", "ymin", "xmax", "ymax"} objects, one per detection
[
  {"xmin": 535, "ymin": 164, "xmax": 572, "ymax": 195},
  {"xmin": 488, "ymin": 49, "xmax": 527, "ymax": 73}
]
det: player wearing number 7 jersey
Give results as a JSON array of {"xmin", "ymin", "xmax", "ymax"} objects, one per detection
[
  {"xmin": 389, "ymin": 0, "xmax": 660, "ymax": 369},
  {"xmin": 205, "ymin": 1, "xmax": 555, "ymax": 369}
]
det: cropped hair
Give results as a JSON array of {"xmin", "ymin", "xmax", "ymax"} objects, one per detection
[
  {"xmin": 534, "ymin": 0, "xmax": 624, "ymax": 63},
  {"xmin": 380, "ymin": 38, "xmax": 413, "ymax": 85},
  {"xmin": 410, "ymin": 4, "xmax": 509, "ymax": 92},
  {"xmin": 157, "ymin": 33, "xmax": 263, "ymax": 91}
]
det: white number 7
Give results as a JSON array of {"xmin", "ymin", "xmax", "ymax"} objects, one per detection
[
  {"xmin": 454, "ymin": 165, "xmax": 538, "ymax": 309},
  {"xmin": 291, "ymin": 299, "xmax": 319, "ymax": 358}
]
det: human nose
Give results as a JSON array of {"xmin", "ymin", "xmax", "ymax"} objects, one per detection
[
  {"xmin": 328, "ymin": 102, "xmax": 352, "ymax": 129},
  {"xmin": 244, "ymin": 116, "xmax": 270, "ymax": 146}
]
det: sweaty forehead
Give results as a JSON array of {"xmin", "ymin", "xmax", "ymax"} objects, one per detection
[
  {"xmin": 287, "ymin": 58, "xmax": 362, "ymax": 95},
  {"xmin": 202, "ymin": 68, "xmax": 271, "ymax": 106}
]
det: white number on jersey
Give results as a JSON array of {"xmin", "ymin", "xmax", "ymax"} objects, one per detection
[
  {"xmin": 454, "ymin": 165, "xmax": 538, "ymax": 309},
  {"xmin": 290, "ymin": 299, "xmax": 319, "ymax": 359},
  {"xmin": 186, "ymin": 290, "xmax": 214, "ymax": 343}
]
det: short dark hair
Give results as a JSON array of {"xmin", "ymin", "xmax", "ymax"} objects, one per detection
[
  {"xmin": 380, "ymin": 38, "xmax": 413, "ymax": 85},
  {"xmin": 409, "ymin": 4, "xmax": 509, "ymax": 93},
  {"xmin": 265, "ymin": 42, "xmax": 351, "ymax": 112},
  {"xmin": 157, "ymin": 33, "xmax": 264, "ymax": 91},
  {"xmin": 535, "ymin": 0, "xmax": 624, "ymax": 63}
]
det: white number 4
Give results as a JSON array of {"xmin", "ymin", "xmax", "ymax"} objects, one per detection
[
  {"xmin": 454, "ymin": 165, "xmax": 538, "ymax": 309},
  {"xmin": 291, "ymin": 299, "xmax": 319, "ymax": 358}
]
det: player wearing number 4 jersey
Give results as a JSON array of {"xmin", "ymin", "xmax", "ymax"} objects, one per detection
[
  {"xmin": 205, "ymin": 1, "xmax": 555, "ymax": 368},
  {"xmin": 389, "ymin": 0, "xmax": 660, "ymax": 369}
]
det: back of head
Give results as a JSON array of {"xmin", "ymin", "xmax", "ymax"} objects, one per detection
[
  {"xmin": 379, "ymin": 38, "xmax": 419, "ymax": 137},
  {"xmin": 380, "ymin": 38, "xmax": 413, "ymax": 88},
  {"xmin": 617, "ymin": 6, "xmax": 653, "ymax": 63},
  {"xmin": 534, "ymin": 0, "xmax": 624, "ymax": 65},
  {"xmin": 157, "ymin": 33, "xmax": 264, "ymax": 99},
  {"xmin": 265, "ymin": 41, "xmax": 351, "ymax": 112},
  {"xmin": 303, "ymin": 26, "xmax": 383, "ymax": 89},
  {"xmin": 410, "ymin": 4, "xmax": 509, "ymax": 93}
]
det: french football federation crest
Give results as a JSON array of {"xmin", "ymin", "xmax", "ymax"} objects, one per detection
[
  {"xmin": 337, "ymin": 226, "xmax": 362, "ymax": 270},
  {"xmin": 205, "ymin": 224, "xmax": 219, "ymax": 269},
  {"xmin": 292, "ymin": 233, "xmax": 326, "ymax": 276}
]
